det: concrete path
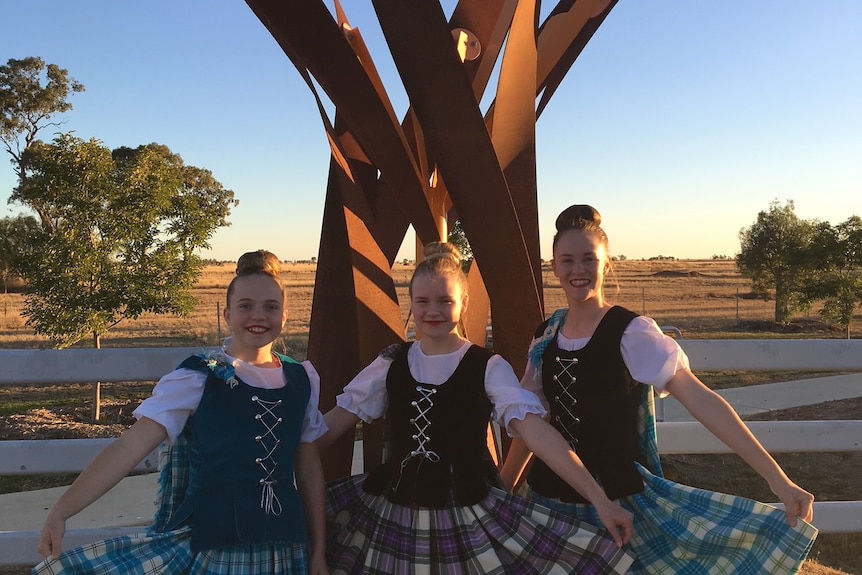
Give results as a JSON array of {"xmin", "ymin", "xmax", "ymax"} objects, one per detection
[
  {"xmin": 0, "ymin": 448, "xmax": 363, "ymax": 535},
  {"xmin": 0, "ymin": 473, "xmax": 157, "ymax": 532},
  {"xmin": 2, "ymin": 373, "xmax": 860, "ymax": 535},
  {"xmin": 658, "ymin": 372, "xmax": 862, "ymax": 421}
]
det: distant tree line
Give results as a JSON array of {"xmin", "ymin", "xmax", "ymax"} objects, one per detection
[
  {"xmin": 738, "ymin": 199, "xmax": 862, "ymax": 336},
  {"xmin": 1, "ymin": 56, "xmax": 238, "ymax": 348}
]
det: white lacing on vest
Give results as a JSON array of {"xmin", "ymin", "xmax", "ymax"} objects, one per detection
[
  {"xmin": 551, "ymin": 355, "xmax": 581, "ymax": 448},
  {"xmin": 395, "ymin": 385, "xmax": 440, "ymax": 489},
  {"xmin": 252, "ymin": 395, "xmax": 283, "ymax": 515}
]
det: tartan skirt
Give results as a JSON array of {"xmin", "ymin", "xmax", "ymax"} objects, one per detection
[
  {"xmin": 30, "ymin": 526, "xmax": 309, "ymax": 575},
  {"xmin": 529, "ymin": 463, "xmax": 818, "ymax": 575},
  {"xmin": 325, "ymin": 473, "xmax": 635, "ymax": 574}
]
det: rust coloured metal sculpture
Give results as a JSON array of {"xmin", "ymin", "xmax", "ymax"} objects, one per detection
[{"xmin": 245, "ymin": 0, "xmax": 618, "ymax": 478}]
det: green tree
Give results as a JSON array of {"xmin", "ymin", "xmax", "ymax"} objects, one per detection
[
  {"xmin": 0, "ymin": 57, "xmax": 84, "ymax": 180},
  {"xmin": 11, "ymin": 134, "xmax": 238, "ymax": 348},
  {"xmin": 448, "ymin": 219, "xmax": 473, "ymax": 272},
  {"xmin": 737, "ymin": 200, "xmax": 817, "ymax": 324},
  {"xmin": 806, "ymin": 216, "xmax": 862, "ymax": 337},
  {"xmin": 0, "ymin": 214, "xmax": 38, "ymax": 293}
]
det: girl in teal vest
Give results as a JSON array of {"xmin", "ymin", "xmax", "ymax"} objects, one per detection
[
  {"xmin": 318, "ymin": 242, "xmax": 635, "ymax": 574},
  {"xmin": 501, "ymin": 205, "xmax": 818, "ymax": 574},
  {"xmin": 34, "ymin": 250, "xmax": 328, "ymax": 575}
]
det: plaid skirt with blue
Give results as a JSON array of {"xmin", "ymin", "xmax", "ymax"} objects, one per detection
[
  {"xmin": 529, "ymin": 463, "xmax": 818, "ymax": 575},
  {"xmin": 32, "ymin": 437, "xmax": 309, "ymax": 575},
  {"xmin": 30, "ymin": 528, "xmax": 308, "ymax": 575},
  {"xmin": 325, "ymin": 473, "xmax": 635, "ymax": 574},
  {"xmin": 525, "ymin": 318, "xmax": 818, "ymax": 574}
]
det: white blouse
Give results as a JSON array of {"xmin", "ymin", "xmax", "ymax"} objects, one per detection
[
  {"xmin": 336, "ymin": 341, "xmax": 547, "ymax": 437},
  {"xmin": 133, "ymin": 355, "xmax": 328, "ymax": 445},
  {"xmin": 521, "ymin": 315, "xmax": 690, "ymax": 407}
]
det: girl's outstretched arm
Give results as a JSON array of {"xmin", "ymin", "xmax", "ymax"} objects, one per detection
[
  {"xmin": 666, "ymin": 369, "xmax": 815, "ymax": 526},
  {"xmin": 508, "ymin": 413, "xmax": 634, "ymax": 547},
  {"xmin": 295, "ymin": 441, "xmax": 329, "ymax": 575},
  {"xmin": 500, "ymin": 436, "xmax": 532, "ymax": 491},
  {"xmin": 316, "ymin": 406, "xmax": 361, "ymax": 452},
  {"xmin": 37, "ymin": 416, "xmax": 167, "ymax": 559}
]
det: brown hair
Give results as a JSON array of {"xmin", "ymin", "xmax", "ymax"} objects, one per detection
[
  {"xmin": 552, "ymin": 204, "xmax": 608, "ymax": 252},
  {"xmin": 552, "ymin": 205, "xmax": 619, "ymax": 295},
  {"xmin": 409, "ymin": 242, "xmax": 467, "ymax": 297},
  {"xmin": 227, "ymin": 249, "xmax": 284, "ymax": 305}
]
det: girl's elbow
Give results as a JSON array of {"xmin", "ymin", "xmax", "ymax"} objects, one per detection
[
  {"xmin": 324, "ymin": 407, "xmax": 360, "ymax": 435},
  {"xmin": 507, "ymin": 417, "xmax": 536, "ymax": 444}
]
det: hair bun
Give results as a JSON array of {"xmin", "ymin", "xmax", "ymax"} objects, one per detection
[
  {"xmin": 555, "ymin": 204, "xmax": 601, "ymax": 232},
  {"xmin": 423, "ymin": 241, "xmax": 461, "ymax": 263},
  {"xmin": 236, "ymin": 249, "xmax": 282, "ymax": 277}
]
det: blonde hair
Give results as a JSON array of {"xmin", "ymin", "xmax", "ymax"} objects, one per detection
[
  {"xmin": 227, "ymin": 249, "xmax": 284, "ymax": 305},
  {"xmin": 409, "ymin": 242, "xmax": 467, "ymax": 297}
]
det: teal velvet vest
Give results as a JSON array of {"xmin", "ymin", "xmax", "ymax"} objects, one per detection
[{"xmin": 163, "ymin": 354, "xmax": 310, "ymax": 551}]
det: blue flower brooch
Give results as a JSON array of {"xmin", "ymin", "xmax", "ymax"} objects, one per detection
[{"xmin": 202, "ymin": 350, "xmax": 239, "ymax": 389}]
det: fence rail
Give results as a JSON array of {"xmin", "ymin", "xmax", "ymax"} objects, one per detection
[{"xmin": 1, "ymin": 341, "xmax": 861, "ymax": 566}]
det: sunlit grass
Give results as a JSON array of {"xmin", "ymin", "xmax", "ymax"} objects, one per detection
[{"xmin": 2, "ymin": 260, "xmax": 857, "ymax": 349}]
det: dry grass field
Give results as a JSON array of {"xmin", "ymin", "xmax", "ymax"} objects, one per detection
[
  {"xmin": 1, "ymin": 259, "xmax": 855, "ymax": 350},
  {"xmin": 1, "ymin": 259, "xmax": 860, "ymax": 574}
]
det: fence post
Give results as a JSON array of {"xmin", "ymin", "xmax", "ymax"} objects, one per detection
[{"xmin": 91, "ymin": 382, "xmax": 101, "ymax": 421}]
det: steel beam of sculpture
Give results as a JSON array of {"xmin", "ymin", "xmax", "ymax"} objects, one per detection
[{"xmin": 246, "ymin": 0, "xmax": 618, "ymax": 478}]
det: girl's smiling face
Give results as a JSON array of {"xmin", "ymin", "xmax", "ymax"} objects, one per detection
[
  {"xmin": 224, "ymin": 273, "xmax": 287, "ymax": 357},
  {"xmin": 551, "ymin": 228, "xmax": 610, "ymax": 305},
  {"xmin": 410, "ymin": 273, "xmax": 466, "ymax": 342}
]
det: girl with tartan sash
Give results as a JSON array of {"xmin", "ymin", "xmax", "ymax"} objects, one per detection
[
  {"xmin": 34, "ymin": 250, "xmax": 329, "ymax": 575},
  {"xmin": 500, "ymin": 204, "xmax": 818, "ymax": 574},
  {"xmin": 317, "ymin": 241, "xmax": 635, "ymax": 574}
]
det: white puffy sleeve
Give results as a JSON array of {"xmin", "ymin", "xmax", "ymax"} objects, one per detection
[
  {"xmin": 518, "ymin": 359, "xmax": 549, "ymax": 409},
  {"xmin": 133, "ymin": 368, "xmax": 206, "ymax": 444},
  {"xmin": 334, "ymin": 354, "xmax": 392, "ymax": 423},
  {"xmin": 484, "ymin": 355, "xmax": 548, "ymax": 437},
  {"xmin": 621, "ymin": 316, "xmax": 690, "ymax": 395},
  {"xmin": 300, "ymin": 360, "xmax": 329, "ymax": 443}
]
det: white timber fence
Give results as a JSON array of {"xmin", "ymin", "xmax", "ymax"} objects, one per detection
[{"xmin": 1, "ymin": 342, "xmax": 861, "ymax": 566}]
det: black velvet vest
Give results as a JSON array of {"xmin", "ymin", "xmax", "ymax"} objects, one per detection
[
  {"xmin": 527, "ymin": 306, "xmax": 646, "ymax": 503},
  {"xmin": 362, "ymin": 342, "xmax": 501, "ymax": 508}
]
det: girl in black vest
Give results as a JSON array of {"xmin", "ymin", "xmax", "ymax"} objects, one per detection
[
  {"xmin": 501, "ymin": 205, "xmax": 818, "ymax": 574},
  {"xmin": 319, "ymin": 242, "xmax": 635, "ymax": 574},
  {"xmin": 35, "ymin": 250, "xmax": 329, "ymax": 575}
]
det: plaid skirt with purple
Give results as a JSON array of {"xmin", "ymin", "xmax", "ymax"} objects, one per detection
[
  {"xmin": 325, "ymin": 473, "xmax": 635, "ymax": 574},
  {"xmin": 529, "ymin": 463, "xmax": 818, "ymax": 575}
]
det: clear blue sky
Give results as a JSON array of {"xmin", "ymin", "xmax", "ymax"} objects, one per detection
[{"xmin": 2, "ymin": 1, "xmax": 860, "ymax": 262}]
